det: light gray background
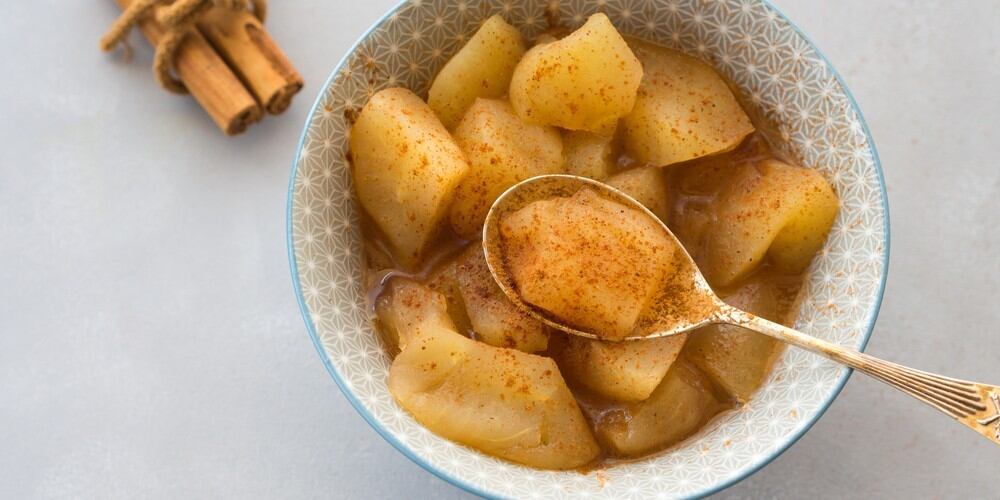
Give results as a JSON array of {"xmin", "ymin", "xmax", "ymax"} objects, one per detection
[{"xmin": 1, "ymin": 0, "xmax": 997, "ymax": 498}]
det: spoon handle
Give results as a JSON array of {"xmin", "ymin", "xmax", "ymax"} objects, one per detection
[{"xmin": 724, "ymin": 307, "xmax": 1000, "ymax": 445}]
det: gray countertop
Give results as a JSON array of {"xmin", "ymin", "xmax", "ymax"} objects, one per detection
[{"xmin": 1, "ymin": 0, "xmax": 997, "ymax": 498}]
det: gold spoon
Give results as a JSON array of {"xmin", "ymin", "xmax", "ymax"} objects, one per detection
[{"xmin": 483, "ymin": 174, "xmax": 1000, "ymax": 445}]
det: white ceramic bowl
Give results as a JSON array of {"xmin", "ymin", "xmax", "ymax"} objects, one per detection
[{"xmin": 287, "ymin": 1, "xmax": 889, "ymax": 497}]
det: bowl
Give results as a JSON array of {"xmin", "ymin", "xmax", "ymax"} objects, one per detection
[{"xmin": 287, "ymin": 0, "xmax": 889, "ymax": 497}]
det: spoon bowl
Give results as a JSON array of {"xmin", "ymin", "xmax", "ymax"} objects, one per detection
[{"xmin": 482, "ymin": 174, "xmax": 722, "ymax": 341}]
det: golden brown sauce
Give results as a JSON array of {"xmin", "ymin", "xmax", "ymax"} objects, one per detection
[{"xmin": 361, "ymin": 130, "xmax": 806, "ymax": 466}]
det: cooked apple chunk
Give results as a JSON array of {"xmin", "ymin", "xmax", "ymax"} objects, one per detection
[
  {"xmin": 622, "ymin": 39, "xmax": 754, "ymax": 166},
  {"xmin": 455, "ymin": 245, "xmax": 548, "ymax": 352},
  {"xmin": 562, "ymin": 130, "xmax": 617, "ymax": 180},
  {"xmin": 499, "ymin": 188, "xmax": 676, "ymax": 340},
  {"xmin": 428, "ymin": 15, "xmax": 526, "ymax": 129},
  {"xmin": 389, "ymin": 326, "xmax": 599, "ymax": 469},
  {"xmin": 509, "ymin": 13, "xmax": 642, "ymax": 133},
  {"xmin": 606, "ymin": 165, "xmax": 670, "ymax": 222},
  {"xmin": 555, "ymin": 333, "xmax": 686, "ymax": 402},
  {"xmin": 684, "ymin": 274, "xmax": 786, "ymax": 402},
  {"xmin": 702, "ymin": 160, "xmax": 839, "ymax": 286},
  {"xmin": 448, "ymin": 98, "xmax": 563, "ymax": 237},
  {"xmin": 349, "ymin": 88, "xmax": 470, "ymax": 269},
  {"xmin": 597, "ymin": 360, "xmax": 723, "ymax": 456},
  {"xmin": 424, "ymin": 260, "xmax": 474, "ymax": 335},
  {"xmin": 375, "ymin": 279, "xmax": 457, "ymax": 352}
]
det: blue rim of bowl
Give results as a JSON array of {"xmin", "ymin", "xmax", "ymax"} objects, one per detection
[{"xmin": 286, "ymin": 1, "xmax": 890, "ymax": 498}]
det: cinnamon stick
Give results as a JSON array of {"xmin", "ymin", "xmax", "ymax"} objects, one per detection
[
  {"xmin": 197, "ymin": 8, "xmax": 304, "ymax": 114},
  {"xmin": 114, "ymin": 0, "xmax": 262, "ymax": 135}
]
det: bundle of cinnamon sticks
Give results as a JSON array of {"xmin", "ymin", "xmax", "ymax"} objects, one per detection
[{"xmin": 113, "ymin": 0, "xmax": 302, "ymax": 135}]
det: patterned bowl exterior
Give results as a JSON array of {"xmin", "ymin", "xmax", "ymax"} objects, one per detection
[{"xmin": 287, "ymin": 0, "xmax": 889, "ymax": 497}]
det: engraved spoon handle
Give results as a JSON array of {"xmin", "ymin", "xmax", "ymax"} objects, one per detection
[{"xmin": 722, "ymin": 306, "xmax": 1000, "ymax": 445}]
